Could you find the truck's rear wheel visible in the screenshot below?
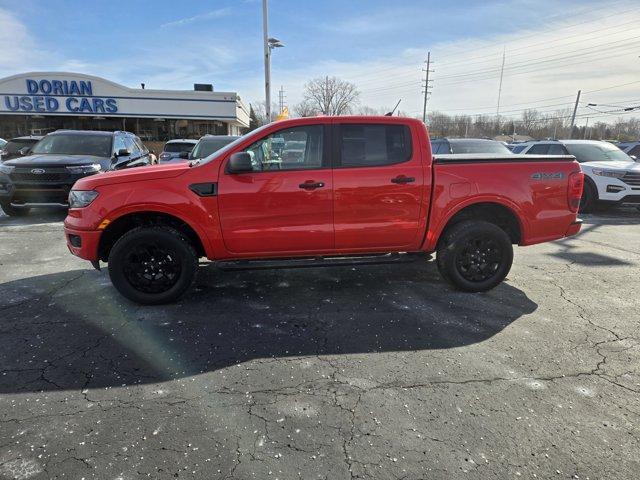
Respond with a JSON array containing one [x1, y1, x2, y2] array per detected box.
[[579, 180, 597, 214], [108, 225, 198, 305], [437, 220, 513, 292], [1, 201, 30, 217]]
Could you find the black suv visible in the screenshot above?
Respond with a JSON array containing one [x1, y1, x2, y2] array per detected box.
[[0, 130, 150, 216]]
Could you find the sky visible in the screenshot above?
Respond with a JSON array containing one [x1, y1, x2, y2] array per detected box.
[[0, 0, 639, 125]]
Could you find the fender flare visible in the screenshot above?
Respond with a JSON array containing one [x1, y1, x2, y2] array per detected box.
[[424, 196, 529, 251], [102, 203, 214, 257]]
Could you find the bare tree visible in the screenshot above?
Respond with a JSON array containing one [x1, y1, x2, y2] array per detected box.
[[302, 76, 360, 116], [249, 101, 279, 126], [293, 100, 318, 117]]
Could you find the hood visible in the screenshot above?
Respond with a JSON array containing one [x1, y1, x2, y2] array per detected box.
[[5, 154, 107, 167], [581, 160, 640, 171], [74, 162, 190, 190]]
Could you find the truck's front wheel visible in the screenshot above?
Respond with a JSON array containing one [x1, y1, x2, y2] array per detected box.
[[108, 226, 198, 305], [437, 220, 513, 292]]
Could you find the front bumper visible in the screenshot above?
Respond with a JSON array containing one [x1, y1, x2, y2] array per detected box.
[[63, 225, 102, 261], [0, 168, 100, 207]]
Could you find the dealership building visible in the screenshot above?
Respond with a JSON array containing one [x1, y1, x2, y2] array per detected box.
[[0, 72, 250, 141]]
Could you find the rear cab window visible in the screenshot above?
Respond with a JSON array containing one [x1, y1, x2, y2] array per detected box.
[[338, 124, 412, 167]]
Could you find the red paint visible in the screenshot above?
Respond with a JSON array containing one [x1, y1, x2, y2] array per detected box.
[[64, 116, 582, 263]]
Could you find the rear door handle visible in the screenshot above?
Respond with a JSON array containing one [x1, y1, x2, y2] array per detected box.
[[299, 181, 325, 190], [391, 175, 415, 184]]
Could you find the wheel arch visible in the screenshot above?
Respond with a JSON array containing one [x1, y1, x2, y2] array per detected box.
[[98, 210, 207, 262], [432, 201, 524, 249]]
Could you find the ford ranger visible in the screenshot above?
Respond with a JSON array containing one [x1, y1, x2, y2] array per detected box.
[[63, 117, 583, 304]]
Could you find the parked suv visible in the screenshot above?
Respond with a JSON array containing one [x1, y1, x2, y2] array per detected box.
[[158, 139, 198, 163], [510, 140, 569, 155], [431, 138, 513, 155], [0, 130, 151, 216], [0, 136, 43, 161], [187, 135, 240, 160], [617, 141, 640, 159], [519, 139, 639, 212]]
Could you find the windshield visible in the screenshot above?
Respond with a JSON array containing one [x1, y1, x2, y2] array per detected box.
[[31, 134, 113, 157], [511, 144, 527, 153], [164, 142, 195, 153], [565, 142, 633, 163], [191, 137, 239, 159], [450, 140, 512, 154]]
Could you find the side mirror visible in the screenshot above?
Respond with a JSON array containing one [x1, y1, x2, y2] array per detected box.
[[179, 151, 190, 159], [631, 155, 637, 161], [227, 152, 253, 174], [19, 146, 30, 156], [116, 148, 130, 157]]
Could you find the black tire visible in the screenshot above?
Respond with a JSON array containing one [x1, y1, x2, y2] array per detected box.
[[108, 225, 198, 305], [436, 220, 513, 292], [0, 201, 30, 217], [579, 180, 597, 214]]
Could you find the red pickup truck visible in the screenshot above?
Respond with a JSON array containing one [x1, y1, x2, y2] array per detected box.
[[64, 117, 583, 304]]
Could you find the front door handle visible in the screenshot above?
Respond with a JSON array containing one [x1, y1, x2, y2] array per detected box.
[[299, 181, 325, 190], [391, 175, 415, 184]]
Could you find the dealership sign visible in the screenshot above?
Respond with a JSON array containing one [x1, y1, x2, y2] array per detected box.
[[0, 72, 249, 125], [3, 78, 118, 114]]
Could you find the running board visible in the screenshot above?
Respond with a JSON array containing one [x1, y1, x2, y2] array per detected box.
[[216, 252, 429, 271]]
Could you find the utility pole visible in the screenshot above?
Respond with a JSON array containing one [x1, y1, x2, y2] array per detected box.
[[583, 117, 589, 139], [278, 85, 286, 114], [496, 48, 506, 116], [422, 52, 434, 124], [569, 89, 581, 139], [262, 0, 271, 121]]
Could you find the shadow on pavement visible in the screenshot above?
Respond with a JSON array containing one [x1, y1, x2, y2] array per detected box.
[[0, 260, 537, 393], [550, 211, 637, 266]]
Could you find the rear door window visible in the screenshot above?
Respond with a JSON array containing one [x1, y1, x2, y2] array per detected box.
[[527, 144, 550, 154], [548, 144, 568, 155], [339, 124, 412, 167]]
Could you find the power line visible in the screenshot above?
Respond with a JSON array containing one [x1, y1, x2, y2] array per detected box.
[[435, 46, 640, 87], [434, 1, 638, 65], [436, 11, 639, 68], [434, 35, 640, 80]]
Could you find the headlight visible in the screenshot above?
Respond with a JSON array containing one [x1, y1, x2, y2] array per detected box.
[[0, 164, 14, 174], [591, 168, 625, 178], [68, 190, 99, 208], [66, 164, 102, 175]]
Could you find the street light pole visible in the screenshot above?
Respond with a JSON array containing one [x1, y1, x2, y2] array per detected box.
[[262, 0, 271, 122]]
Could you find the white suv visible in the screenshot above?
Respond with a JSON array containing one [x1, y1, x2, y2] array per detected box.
[[518, 140, 640, 212]]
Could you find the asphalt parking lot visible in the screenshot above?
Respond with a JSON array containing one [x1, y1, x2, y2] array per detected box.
[[0, 208, 639, 480]]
